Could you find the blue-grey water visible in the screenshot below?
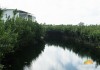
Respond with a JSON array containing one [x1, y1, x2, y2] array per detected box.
[[23, 44, 100, 70]]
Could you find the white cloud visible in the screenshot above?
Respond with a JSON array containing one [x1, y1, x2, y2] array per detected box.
[[0, 0, 100, 25]]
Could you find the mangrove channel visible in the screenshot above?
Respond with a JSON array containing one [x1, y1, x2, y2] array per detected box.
[[0, 9, 100, 70]]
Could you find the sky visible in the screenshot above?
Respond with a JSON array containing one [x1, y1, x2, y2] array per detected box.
[[0, 0, 100, 25]]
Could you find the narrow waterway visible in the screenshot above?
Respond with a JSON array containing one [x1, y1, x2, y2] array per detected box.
[[24, 44, 100, 70]]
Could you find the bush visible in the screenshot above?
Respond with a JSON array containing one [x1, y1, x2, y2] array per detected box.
[[0, 17, 43, 63]]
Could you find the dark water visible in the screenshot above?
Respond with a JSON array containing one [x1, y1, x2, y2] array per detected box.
[[1, 43, 45, 70], [1, 41, 100, 70], [24, 44, 100, 70]]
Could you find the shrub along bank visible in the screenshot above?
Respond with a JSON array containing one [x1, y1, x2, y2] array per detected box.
[[0, 17, 43, 69], [43, 24, 100, 46]]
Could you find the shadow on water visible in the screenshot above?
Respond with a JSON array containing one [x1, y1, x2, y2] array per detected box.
[[45, 30, 100, 66], [1, 42, 45, 70]]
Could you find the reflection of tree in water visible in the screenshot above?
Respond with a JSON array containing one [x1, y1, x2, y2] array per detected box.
[[1, 42, 45, 70], [45, 31, 100, 66]]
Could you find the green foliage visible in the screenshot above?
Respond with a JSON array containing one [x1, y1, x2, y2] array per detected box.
[[43, 24, 100, 44], [0, 8, 3, 20], [0, 17, 43, 66], [0, 20, 17, 62], [13, 9, 18, 17]]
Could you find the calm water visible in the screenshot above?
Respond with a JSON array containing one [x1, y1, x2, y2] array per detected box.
[[23, 44, 100, 70]]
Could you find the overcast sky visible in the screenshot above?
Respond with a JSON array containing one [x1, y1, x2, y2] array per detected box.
[[0, 0, 100, 25]]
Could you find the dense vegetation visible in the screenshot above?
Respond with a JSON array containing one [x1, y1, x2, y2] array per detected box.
[[43, 24, 100, 47], [0, 9, 43, 69]]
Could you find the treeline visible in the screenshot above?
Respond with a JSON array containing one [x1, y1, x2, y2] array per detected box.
[[43, 24, 100, 46], [0, 9, 43, 69]]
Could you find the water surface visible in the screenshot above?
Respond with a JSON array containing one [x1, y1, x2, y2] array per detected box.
[[24, 44, 100, 70]]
